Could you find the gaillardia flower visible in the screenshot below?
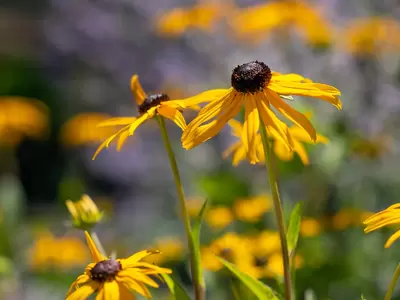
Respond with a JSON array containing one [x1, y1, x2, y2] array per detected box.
[[174, 61, 341, 162], [66, 194, 103, 231], [364, 204, 400, 248], [67, 232, 172, 299], [92, 75, 188, 159]]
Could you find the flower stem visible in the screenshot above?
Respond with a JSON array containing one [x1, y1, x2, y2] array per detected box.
[[259, 120, 292, 300], [157, 116, 204, 300], [385, 263, 400, 300], [89, 231, 107, 257]]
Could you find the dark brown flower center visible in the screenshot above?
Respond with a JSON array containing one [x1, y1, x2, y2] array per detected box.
[[219, 248, 234, 261], [253, 256, 268, 267], [90, 259, 121, 282], [138, 93, 169, 114], [231, 61, 272, 94]]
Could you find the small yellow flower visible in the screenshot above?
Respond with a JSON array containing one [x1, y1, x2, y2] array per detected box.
[[27, 231, 89, 271], [0, 96, 48, 146], [61, 113, 118, 147], [201, 232, 252, 272], [66, 194, 103, 231], [344, 17, 400, 55], [144, 236, 184, 265], [92, 75, 190, 159], [173, 61, 340, 163], [300, 218, 322, 237], [364, 204, 400, 248], [205, 206, 234, 230], [185, 197, 205, 217], [231, 1, 332, 46], [233, 195, 272, 223], [67, 232, 172, 299]]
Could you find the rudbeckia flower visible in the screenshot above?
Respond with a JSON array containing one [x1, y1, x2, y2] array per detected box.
[[223, 118, 328, 165], [364, 204, 400, 248], [92, 75, 188, 159], [173, 61, 340, 162], [67, 232, 172, 299]]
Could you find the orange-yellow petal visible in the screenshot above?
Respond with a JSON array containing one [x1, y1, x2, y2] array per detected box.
[[157, 105, 186, 130], [66, 281, 99, 300], [97, 117, 138, 127], [84, 231, 105, 263], [385, 230, 400, 248], [103, 280, 120, 300], [242, 94, 260, 164], [167, 89, 231, 109], [130, 75, 147, 105]]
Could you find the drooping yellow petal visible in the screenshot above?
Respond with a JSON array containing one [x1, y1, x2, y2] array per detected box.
[[271, 73, 312, 83], [103, 280, 120, 300], [66, 274, 91, 297], [242, 94, 260, 164], [66, 281, 99, 300], [117, 130, 130, 151], [293, 140, 309, 165], [266, 89, 317, 141], [128, 109, 155, 135], [121, 250, 159, 268], [167, 89, 231, 109], [227, 119, 244, 138], [95, 288, 104, 300], [130, 262, 172, 274], [118, 283, 136, 300], [92, 125, 130, 160], [84, 231, 105, 263], [130, 75, 147, 105], [97, 117, 138, 127], [120, 269, 159, 288], [289, 126, 328, 144], [157, 105, 187, 130], [222, 142, 240, 159], [117, 275, 152, 298], [385, 230, 400, 248], [274, 140, 294, 161], [232, 144, 248, 166]]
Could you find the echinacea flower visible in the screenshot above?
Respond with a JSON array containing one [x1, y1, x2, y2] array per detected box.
[[173, 61, 340, 163], [66, 194, 103, 231], [364, 204, 400, 248], [92, 75, 188, 159], [223, 118, 328, 165], [67, 232, 172, 299]]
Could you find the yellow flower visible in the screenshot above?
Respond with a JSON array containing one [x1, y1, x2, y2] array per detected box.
[[344, 17, 400, 55], [61, 113, 117, 147], [173, 61, 341, 163], [185, 197, 205, 217], [66, 194, 103, 231], [67, 232, 172, 299], [201, 232, 253, 272], [233, 195, 272, 223], [300, 218, 322, 237], [205, 206, 234, 230], [223, 118, 328, 165], [92, 75, 189, 159], [27, 231, 89, 271], [0, 96, 48, 146], [144, 236, 184, 265], [230, 1, 332, 46], [364, 204, 400, 248]]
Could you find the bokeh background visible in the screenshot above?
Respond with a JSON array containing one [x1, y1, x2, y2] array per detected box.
[[1, 0, 400, 299]]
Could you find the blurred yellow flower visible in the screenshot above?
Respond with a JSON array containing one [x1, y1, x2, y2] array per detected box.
[[300, 217, 322, 237], [173, 61, 340, 162], [344, 17, 400, 55], [201, 232, 253, 272], [364, 204, 400, 248], [93, 75, 190, 159], [233, 195, 272, 223], [27, 231, 89, 270], [205, 206, 234, 230], [224, 119, 328, 165], [67, 232, 171, 299], [185, 197, 205, 217], [0, 96, 48, 146], [231, 0, 332, 46], [66, 194, 103, 231], [144, 236, 184, 265], [61, 113, 117, 147]]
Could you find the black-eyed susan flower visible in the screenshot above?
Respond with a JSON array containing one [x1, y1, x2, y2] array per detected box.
[[92, 75, 189, 159], [223, 118, 328, 165], [61, 113, 117, 147], [67, 232, 172, 299], [205, 206, 234, 230], [233, 195, 272, 223], [344, 17, 400, 56], [300, 217, 322, 237], [0, 96, 48, 146], [364, 204, 400, 248], [144, 236, 184, 265], [172, 61, 341, 162], [66, 194, 103, 231], [330, 208, 372, 231]]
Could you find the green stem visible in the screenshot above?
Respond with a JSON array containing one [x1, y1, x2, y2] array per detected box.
[[259, 119, 292, 300], [89, 231, 107, 257], [385, 263, 400, 300], [157, 116, 204, 300]]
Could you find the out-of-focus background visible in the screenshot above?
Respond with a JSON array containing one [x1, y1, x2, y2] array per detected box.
[[1, 0, 400, 299]]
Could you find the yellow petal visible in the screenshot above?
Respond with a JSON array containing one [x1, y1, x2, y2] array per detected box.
[[130, 262, 172, 274], [274, 140, 294, 161], [122, 250, 159, 268], [84, 231, 105, 263], [66, 200, 78, 219], [385, 230, 400, 248], [66, 274, 90, 297], [92, 125, 130, 160], [227, 119, 243, 138], [271, 73, 311, 83], [128, 110, 154, 135], [130, 75, 147, 105], [117, 130, 130, 151], [266, 89, 317, 141], [242, 95, 260, 164], [167, 89, 231, 109], [232, 144, 248, 166], [97, 117, 138, 127], [222, 142, 240, 159], [117, 276, 152, 298], [293, 140, 310, 165], [66, 281, 99, 300], [157, 105, 187, 130], [118, 283, 135, 300], [119, 269, 159, 288], [103, 280, 120, 300]]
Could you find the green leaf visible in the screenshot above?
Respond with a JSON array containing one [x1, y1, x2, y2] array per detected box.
[[190, 198, 209, 287], [161, 274, 190, 300], [217, 257, 280, 300], [286, 202, 303, 256], [361, 294, 367, 300]]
